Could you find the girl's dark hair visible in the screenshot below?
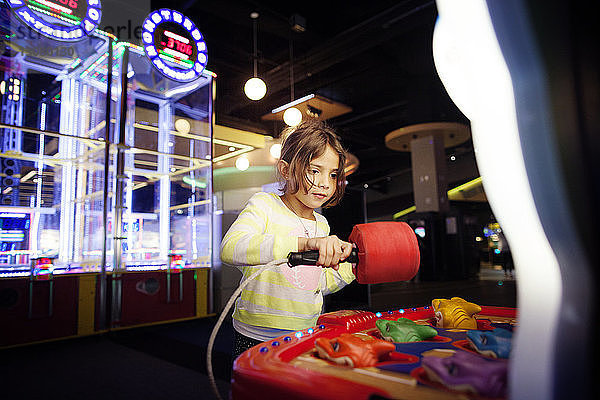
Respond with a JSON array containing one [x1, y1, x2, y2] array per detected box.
[[277, 119, 347, 207]]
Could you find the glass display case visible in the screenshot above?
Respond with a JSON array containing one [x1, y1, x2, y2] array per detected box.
[[0, 3, 213, 346]]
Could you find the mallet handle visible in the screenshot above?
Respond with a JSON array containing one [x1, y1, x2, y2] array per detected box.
[[287, 248, 359, 267]]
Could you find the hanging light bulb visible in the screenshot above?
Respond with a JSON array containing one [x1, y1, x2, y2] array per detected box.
[[244, 77, 266, 100], [283, 107, 302, 126], [174, 118, 191, 134], [236, 156, 250, 171], [270, 143, 282, 159], [244, 12, 267, 101]]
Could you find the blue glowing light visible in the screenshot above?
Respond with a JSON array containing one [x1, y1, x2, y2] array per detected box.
[[375, 312, 382, 317], [295, 332, 303, 338], [399, 309, 405, 313], [7, 0, 102, 42], [307, 328, 314, 334], [415, 226, 426, 238], [494, 248, 501, 254], [141, 8, 207, 82]]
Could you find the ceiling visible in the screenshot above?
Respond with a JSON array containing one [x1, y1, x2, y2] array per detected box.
[[151, 0, 478, 216]]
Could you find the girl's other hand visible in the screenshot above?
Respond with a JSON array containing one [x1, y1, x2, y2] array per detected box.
[[305, 235, 353, 270]]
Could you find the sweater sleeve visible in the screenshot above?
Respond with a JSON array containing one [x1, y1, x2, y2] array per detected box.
[[220, 193, 298, 268], [316, 214, 356, 295], [322, 262, 356, 295]]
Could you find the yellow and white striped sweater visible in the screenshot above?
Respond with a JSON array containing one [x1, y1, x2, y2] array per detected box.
[[220, 192, 355, 332]]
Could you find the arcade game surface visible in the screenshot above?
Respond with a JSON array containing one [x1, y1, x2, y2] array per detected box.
[[233, 304, 515, 400]]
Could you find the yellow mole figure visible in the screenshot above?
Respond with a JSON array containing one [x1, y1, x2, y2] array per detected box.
[[432, 297, 481, 329]]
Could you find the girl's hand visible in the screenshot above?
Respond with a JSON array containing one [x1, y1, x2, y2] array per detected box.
[[304, 235, 353, 270]]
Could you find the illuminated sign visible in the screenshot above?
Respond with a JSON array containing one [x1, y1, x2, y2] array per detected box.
[[0, 213, 29, 250], [0, 230, 25, 242], [141, 9, 207, 82], [7, 0, 102, 41]]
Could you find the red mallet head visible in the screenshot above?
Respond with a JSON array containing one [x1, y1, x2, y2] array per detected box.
[[348, 221, 420, 284]]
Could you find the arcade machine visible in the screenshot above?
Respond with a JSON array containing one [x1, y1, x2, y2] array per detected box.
[[228, 1, 598, 400], [402, 208, 483, 281], [0, 1, 214, 347]]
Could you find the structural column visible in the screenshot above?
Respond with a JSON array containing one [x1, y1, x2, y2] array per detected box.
[[385, 122, 470, 212], [410, 134, 449, 213]]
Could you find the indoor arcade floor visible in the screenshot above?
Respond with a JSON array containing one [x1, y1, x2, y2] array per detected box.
[[0, 264, 516, 400]]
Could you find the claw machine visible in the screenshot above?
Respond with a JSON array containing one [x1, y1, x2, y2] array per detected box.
[[104, 8, 213, 329], [0, 2, 214, 347]]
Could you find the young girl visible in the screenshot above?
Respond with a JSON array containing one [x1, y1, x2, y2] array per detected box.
[[220, 119, 356, 358]]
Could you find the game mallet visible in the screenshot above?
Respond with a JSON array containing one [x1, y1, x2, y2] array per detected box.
[[287, 221, 420, 284]]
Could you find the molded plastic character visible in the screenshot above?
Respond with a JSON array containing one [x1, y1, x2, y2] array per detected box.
[[422, 350, 508, 398], [375, 318, 438, 343], [432, 297, 481, 329], [314, 333, 396, 368], [466, 328, 513, 359]]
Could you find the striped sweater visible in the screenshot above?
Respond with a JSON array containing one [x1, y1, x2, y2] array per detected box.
[[220, 192, 355, 331]]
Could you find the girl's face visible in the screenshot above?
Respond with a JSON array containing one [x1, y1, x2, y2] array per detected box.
[[295, 145, 340, 210]]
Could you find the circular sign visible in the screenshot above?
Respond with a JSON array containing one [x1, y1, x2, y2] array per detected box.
[[7, 0, 102, 41], [141, 9, 208, 82]]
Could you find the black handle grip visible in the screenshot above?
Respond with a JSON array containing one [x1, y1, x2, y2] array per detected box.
[[287, 248, 359, 267]]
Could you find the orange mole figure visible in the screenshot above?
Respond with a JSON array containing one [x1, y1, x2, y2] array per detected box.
[[314, 333, 396, 368]]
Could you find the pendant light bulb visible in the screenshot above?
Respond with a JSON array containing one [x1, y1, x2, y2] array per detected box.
[[283, 107, 302, 126], [270, 143, 282, 159], [174, 118, 191, 134], [244, 77, 267, 100], [235, 156, 250, 171], [244, 12, 267, 101]]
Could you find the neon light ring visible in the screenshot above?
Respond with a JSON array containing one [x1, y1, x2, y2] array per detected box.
[[141, 9, 208, 82], [7, 0, 102, 41]]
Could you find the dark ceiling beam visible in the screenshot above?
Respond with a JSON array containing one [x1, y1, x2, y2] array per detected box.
[[216, 113, 271, 135], [265, 2, 435, 91], [208, 55, 249, 75], [184, 0, 294, 41], [334, 101, 408, 127], [331, 102, 409, 149], [220, 1, 435, 115], [337, 130, 380, 149]]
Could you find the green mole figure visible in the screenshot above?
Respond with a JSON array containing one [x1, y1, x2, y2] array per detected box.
[[376, 318, 438, 343]]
